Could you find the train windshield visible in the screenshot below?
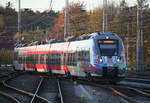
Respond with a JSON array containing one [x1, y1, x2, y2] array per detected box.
[[98, 40, 118, 56]]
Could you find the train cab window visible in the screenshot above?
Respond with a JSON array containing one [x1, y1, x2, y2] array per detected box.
[[98, 40, 118, 56]]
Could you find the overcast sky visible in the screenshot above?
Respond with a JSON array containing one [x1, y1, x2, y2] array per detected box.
[[0, 0, 149, 12]]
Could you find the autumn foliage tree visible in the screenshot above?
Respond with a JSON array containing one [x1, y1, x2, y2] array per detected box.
[[51, 2, 88, 39], [88, 8, 103, 33]]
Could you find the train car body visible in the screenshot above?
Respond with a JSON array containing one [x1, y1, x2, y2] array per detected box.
[[13, 32, 126, 80]]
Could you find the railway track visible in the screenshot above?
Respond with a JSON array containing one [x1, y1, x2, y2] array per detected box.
[[124, 78, 150, 84], [30, 77, 51, 103], [58, 77, 150, 103], [0, 91, 20, 103], [109, 86, 150, 103], [0, 74, 52, 103], [57, 79, 64, 103], [0, 73, 32, 103], [30, 76, 64, 103], [0, 67, 22, 84], [1, 71, 150, 103]]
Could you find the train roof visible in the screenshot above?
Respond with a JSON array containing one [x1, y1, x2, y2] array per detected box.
[[15, 32, 122, 49], [90, 32, 121, 40]]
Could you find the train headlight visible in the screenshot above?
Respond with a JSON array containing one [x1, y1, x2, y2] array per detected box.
[[117, 58, 120, 62], [106, 36, 109, 39], [100, 58, 103, 62]]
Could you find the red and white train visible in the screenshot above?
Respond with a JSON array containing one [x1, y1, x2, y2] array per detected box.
[[13, 32, 126, 81]]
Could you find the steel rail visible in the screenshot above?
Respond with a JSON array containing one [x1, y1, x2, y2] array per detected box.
[[0, 91, 20, 103], [125, 78, 150, 84], [30, 77, 44, 103], [3, 77, 51, 103], [35, 77, 52, 103], [57, 79, 64, 103], [59, 77, 150, 103], [109, 87, 138, 103], [127, 87, 150, 98], [138, 89, 150, 94], [62, 76, 150, 91]]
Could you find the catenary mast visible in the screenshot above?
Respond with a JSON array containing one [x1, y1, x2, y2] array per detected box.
[[18, 0, 22, 41], [136, 0, 144, 71], [103, 0, 108, 32], [64, 0, 69, 38]]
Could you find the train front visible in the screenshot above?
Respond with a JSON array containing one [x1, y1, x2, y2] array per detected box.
[[91, 32, 126, 79]]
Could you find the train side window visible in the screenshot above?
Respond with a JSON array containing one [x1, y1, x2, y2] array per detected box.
[[84, 51, 86, 60], [63, 53, 66, 65], [56, 53, 58, 64], [26, 55, 29, 64], [31, 55, 33, 64], [53, 53, 55, 65], [23, 56, 26, 64], [18, 56, 21, 64], [22, 56, 24, 64], [54, 53, 56, 65], [70, 53, 72, 65], [47, 54, 49, 64], [50, 54, 52, 64], [78, 51, 81, 60], [65, 53, 67, 65], [35, 54, 38, 64], [29, 55, 31, 64], [67, 53, 69, 65], [56, 54, 57, 64], [41, 54, 45, 64], [72, 53, 75, 65], [57, 54, 60, 65], [29, 55, 32, 64], [87, 51, 90, 61], [47, 54, 50, 64], [69, 53, 71, 65]]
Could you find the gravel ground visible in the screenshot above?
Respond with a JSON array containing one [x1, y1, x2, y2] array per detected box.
[[60, 80, 128, 103]]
